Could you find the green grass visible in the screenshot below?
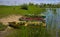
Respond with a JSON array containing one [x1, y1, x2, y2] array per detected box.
[[0, 22, 7, 31], [0, 5, 46, 18], [5, 25, 47, 37]]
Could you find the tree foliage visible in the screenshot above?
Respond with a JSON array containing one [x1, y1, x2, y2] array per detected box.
[[21, 4, 28, 10]]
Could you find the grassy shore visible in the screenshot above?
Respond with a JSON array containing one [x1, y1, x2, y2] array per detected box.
[[0, 5, 46, 37], [0, 5, 46, 18]]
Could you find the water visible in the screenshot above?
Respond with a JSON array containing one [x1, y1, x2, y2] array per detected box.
[[45, 8, 60, 37]]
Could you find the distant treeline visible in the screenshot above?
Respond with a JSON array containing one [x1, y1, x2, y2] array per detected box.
[[28, 3, 60, 8], [0, 3, 60, 8]]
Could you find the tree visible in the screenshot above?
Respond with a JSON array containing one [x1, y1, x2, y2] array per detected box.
[[21, 4, 28, 10], [29, 3, 34, 6]]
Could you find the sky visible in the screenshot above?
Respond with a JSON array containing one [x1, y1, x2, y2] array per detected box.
[[0, 0, 60, 5]]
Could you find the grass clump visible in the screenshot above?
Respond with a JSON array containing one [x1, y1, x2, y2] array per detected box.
[[0, 22, 7, 31], [6, 24, 47, 37]]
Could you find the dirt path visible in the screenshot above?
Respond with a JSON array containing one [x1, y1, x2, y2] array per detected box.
[[0, 15, 22, 25]]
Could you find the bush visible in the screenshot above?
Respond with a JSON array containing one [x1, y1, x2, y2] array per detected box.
[[21, 4, 28, 10]]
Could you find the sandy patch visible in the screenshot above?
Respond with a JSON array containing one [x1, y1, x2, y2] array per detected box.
[[0, 15, 22, 25]]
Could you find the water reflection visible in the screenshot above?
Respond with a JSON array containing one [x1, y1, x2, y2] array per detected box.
[[46, 8, 60, 37]]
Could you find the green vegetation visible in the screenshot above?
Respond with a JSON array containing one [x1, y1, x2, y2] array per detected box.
[[0, 3, 60, 18], [6, 24, 47, 37], [21, 4, 28, 10], [0, 3, 59, 18], [0, 22, 7, 31], [0, 3, 59, 37], [0, 4, 46, 18], [39, 3, 60, 8]]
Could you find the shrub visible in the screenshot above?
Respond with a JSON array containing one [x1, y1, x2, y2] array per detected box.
[[21, 4, 28, 10]]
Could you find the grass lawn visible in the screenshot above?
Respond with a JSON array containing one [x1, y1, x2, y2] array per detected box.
[[0, 5, 46, 18]]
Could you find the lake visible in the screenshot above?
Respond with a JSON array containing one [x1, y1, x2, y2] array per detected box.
[[45, 8, 60, 37]]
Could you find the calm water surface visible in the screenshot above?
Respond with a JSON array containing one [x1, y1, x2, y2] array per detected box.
[[45, 8, 60, 37]]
